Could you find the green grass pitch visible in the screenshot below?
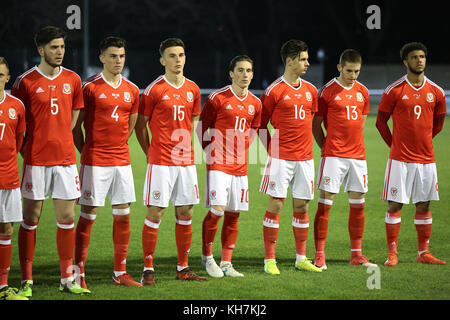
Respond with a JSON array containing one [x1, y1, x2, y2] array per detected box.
[[7, 115, 450, 300]]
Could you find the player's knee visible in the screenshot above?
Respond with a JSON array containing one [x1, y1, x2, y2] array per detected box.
[[0, 223, 14, 236], [388, 201, 403, 212], [267, 197, 284, 213], [293, 199, 309, 213]]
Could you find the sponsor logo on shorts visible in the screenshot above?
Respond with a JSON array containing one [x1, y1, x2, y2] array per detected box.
[[152, 190, 161, 200], [323, 176, 330, 185], [84, 190, 92, 199], [210, 190, 216, 200], [390, 187, 398, 198]]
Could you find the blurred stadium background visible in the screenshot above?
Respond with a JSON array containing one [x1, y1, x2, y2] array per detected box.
[[1, 0, 449, 108]]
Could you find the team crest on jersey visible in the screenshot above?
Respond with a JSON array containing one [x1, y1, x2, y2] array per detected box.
[[8, 108, 17, 119], [187, 91, 194, 102], [124, 92, 131, 102], [62, 83, 71, 94], [210, 190, 217, 200], [356, 92, 363, 102], [390, 187, 398, 198], [153, 190, 161, 200], [248, 104, 255, 115], [305, 92, 312, 101], [426, 93, 434, 102]]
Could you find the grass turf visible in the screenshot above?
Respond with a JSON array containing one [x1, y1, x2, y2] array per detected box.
[[6, 115, 450, 300]]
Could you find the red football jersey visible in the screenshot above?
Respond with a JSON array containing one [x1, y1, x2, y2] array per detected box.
[[260, 76, 318, 161], [0, 93, 26, 189], [378, 75, 446, 163], [139, 76, 201, 165], [200, 85, 262, 176], [317, 78, 370, 159], [11, 66, 84, 166], [81, 73, 139, 166]]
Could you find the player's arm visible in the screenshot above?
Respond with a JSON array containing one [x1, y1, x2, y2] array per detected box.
[[375, 111, 392, 147], [128, 113, 138, 138], [432, 93, 446, 138], [71, 109, 80, 130], [312, 115, 325, 149], [135, 114, 150, 155], [362, 114, 368, 129], [432, 114, 445, 138], [73, 109, 85, 153], [257, 93, 274, 152]]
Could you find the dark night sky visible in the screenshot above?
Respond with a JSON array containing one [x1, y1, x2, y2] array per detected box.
[[1, 0, 448, 89]]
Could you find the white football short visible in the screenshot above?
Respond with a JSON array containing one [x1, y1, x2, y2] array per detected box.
[[77, 165, 136, 206], [205, 170, 249, 212], [143, 164, 200, 207], [0, 188, 22, 223], [382, 159, 439, 204], [317, 157, 368, 194], [21, 164, 81, 200], [259, 156, 315, 200]]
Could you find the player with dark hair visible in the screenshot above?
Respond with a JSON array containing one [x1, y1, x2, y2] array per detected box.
[[11, 26, 89, 296], [136, 38, 207, 284], [312, 49, 376, 270], [73, 36, 141, 290], [198, 55, 261, 278], [0, 57, 28, 300], [258, 40, 322, 274], [376, 42, 446, 266]]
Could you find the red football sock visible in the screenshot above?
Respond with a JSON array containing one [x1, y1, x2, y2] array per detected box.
[[348, 200, 365, 257], [314, 199, 332, 254], [57, 221, 75, 279], [74, 212, 96, 275], [263, 211, 280, 260], [292, 212, 309, 256], [18, 220, 38, 281], [221, 211, 240, 262], [385, 210, 401, 254], [202, 209, 223, 256], [175, 215, 192, 269], [0, 235, 12, 287], [113, 209, 131, 273], [142, 218, 160, 270], [414, 210, 432, 253]]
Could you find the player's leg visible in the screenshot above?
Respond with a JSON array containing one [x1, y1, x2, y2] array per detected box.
[[347, 191, 375, 266], [201, 170, 228, 277], [18, 198, 42, 297], [345, 159, 375, 266], [18, 165, 45, 296], [109, 166, 141, 286], [141, 205, 165, 285], [260, 157, 290, 275], [74, 205, 97, 289], [141, 164, 170, 285], [290, 159, 321, 272], [0, 218, 27, 300], [219, 175, 247, 277], [413, 163, 445, 264], [382, 159, 415, 266]]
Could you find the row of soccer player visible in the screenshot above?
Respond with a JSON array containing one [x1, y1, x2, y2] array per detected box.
[[0, 25, 446, 300]]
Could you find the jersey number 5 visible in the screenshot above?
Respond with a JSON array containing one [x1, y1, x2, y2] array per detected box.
[[50, 98, 59, 115]]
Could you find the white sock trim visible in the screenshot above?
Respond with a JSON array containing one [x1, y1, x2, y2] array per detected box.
[[144, 218, 161, 229], [80, 211, 97, 220], [318, 198, 333, 205], [112, 208, 130, 215]]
